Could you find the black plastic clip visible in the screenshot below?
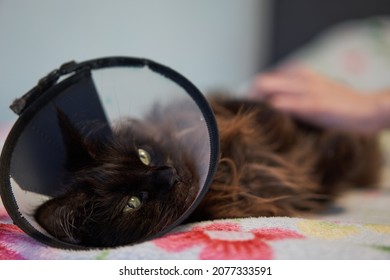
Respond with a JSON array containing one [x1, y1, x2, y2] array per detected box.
[[9, 61, 82, 115]]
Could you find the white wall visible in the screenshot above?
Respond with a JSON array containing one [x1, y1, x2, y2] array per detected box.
[[0, 0, 271, 121]]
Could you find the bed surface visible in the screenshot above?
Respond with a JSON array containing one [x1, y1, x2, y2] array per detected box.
[[1, 178, 389, 260]]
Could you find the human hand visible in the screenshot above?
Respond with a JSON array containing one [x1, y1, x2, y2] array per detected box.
[[249, 65, 384, 134]]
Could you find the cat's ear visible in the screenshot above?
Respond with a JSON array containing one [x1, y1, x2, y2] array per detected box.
[[56, 109, 94, 170], [34, 190, 88, 244]]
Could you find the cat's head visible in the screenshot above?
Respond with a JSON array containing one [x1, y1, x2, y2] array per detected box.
[[34, 110, 199, 247]]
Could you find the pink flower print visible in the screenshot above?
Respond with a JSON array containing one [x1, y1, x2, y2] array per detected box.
[[154, 222, 304, 259], [0, 223, 26, 260], [0, 222, 45, 260]]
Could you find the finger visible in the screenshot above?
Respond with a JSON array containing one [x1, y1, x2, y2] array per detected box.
[[252, 73, 306, 97], [268, 94, 315, 116], [277, 63, 323, 82]]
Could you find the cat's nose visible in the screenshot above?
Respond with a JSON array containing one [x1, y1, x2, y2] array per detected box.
[[153, 166, 178, 191]]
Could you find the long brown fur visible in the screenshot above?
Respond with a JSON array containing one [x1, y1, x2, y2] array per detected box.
[[188, 96, 381, 221]]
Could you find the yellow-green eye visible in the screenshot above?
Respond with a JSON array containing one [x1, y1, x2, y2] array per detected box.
[[138, 148, 151, 165], [123, 196, 142, 213]]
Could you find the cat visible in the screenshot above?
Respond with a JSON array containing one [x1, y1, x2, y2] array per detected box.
[[34, 96, 381, 247]]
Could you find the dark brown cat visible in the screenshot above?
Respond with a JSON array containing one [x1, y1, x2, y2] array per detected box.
[[34, 105, 201, 247], [34, 96, 381, 247]]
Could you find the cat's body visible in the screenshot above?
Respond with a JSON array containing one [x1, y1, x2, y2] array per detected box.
[[34, 96, 381, 247], [190, 97, 380, 221]]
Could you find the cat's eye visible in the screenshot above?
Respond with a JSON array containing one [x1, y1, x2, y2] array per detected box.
[[138, 148, 151, 166], [123, 196, 142, 213]]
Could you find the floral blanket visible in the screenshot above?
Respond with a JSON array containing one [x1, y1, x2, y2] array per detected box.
[[1, 196, 390, 260], [1, 17, 390, 260]]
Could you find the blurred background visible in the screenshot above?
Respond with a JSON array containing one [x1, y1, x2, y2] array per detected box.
[[0, 0, 269, 122], [1, 0, 390, 122]]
